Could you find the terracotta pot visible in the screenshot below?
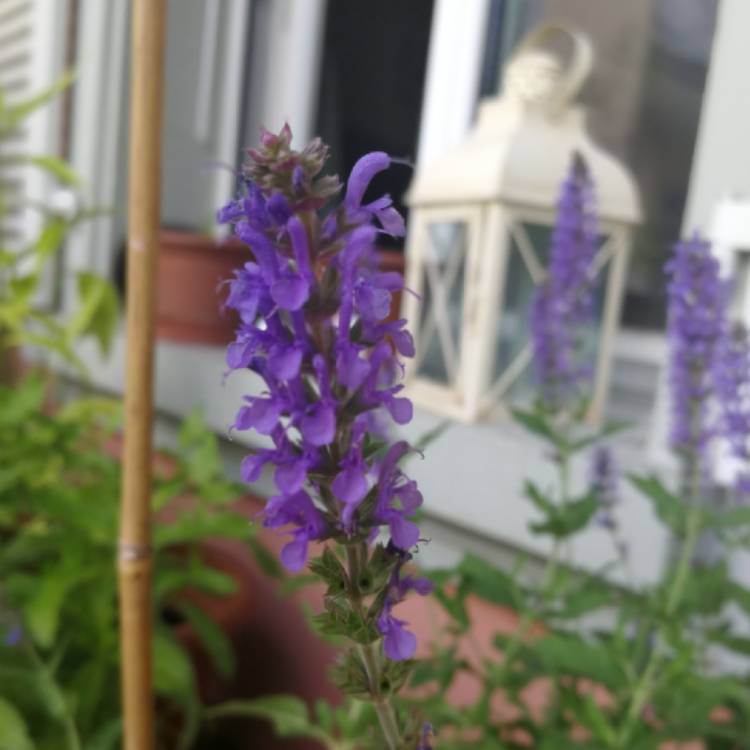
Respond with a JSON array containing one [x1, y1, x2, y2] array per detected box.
[[378, 248, 406, 322], [156, 229, 252, 345], [0, 345, 25, 387], [156, 230, 406, 345]]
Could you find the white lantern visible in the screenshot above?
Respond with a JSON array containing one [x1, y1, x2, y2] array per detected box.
[[403, 25, 641, 422]]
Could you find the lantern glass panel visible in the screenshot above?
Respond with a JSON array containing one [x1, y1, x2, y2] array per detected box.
[[414, 221, 468, 386], [490, 222, 612, 406], [494, 222, 551, 383]]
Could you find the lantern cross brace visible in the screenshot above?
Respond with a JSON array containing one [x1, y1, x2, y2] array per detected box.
[[412, 228, 466, 382], [508, 220, 546, 283], [483, 342, 533, 408], [480, 226, 617, 411]]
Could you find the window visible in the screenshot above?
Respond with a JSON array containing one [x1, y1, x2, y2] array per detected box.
[[315, 0, 435, 250], [484, 0, 719, 329]]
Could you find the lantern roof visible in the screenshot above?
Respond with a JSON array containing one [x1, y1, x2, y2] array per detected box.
[[407, 25, 641, 224]]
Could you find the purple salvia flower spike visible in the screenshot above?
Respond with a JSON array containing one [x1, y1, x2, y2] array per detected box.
[[711, 322, 750, 499], [665, 234, 729, 464], [219, 126, 429, 748], [530, 153, 599, 411]]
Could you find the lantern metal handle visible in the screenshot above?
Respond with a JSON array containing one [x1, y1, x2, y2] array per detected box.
[[509, 23, 593, 116]]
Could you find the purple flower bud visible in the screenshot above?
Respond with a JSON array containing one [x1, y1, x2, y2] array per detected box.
[[3, 625, 22, 647], [589, 446, 620, 527], [417, 723, 434, 750]]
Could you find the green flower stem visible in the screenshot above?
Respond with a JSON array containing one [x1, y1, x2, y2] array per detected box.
[[25, 640, 82, 750], [614, 497, 703, 748], [493, 447, 571, 691], [345, 543, 401, 750]]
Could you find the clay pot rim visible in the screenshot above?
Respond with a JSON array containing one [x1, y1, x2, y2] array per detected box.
[[159, 227, 247, 254]]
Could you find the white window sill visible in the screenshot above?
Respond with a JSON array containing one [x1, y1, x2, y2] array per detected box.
[[66, 322, 671, 585]]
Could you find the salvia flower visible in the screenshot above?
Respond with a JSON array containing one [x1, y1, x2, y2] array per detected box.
[[417, 723, 435, 750], [665, 234, 729, 464], [218, 127, 429, 674], [377, 544, 433, 660], [589, 446, 619, 529], [530, 153, 600, 410], [3, 624, 22, 647]]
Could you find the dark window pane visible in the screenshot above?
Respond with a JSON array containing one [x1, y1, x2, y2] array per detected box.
[[315, 0, 435, 249]]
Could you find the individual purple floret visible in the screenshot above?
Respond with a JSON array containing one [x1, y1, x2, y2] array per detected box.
[[3, 624, 22, 647], [530, 153, 599, 410], [665, 235, 729, 463], [218, 126, 429, 662], [377, 544, 433, 660]]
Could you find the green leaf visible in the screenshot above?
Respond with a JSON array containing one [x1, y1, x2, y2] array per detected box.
[[66, 272, 119, 355], [706, 627, 750, 657], [524, 480, 557, 515], [577, 694, 616, 745], [432, 586, 470, 633], [175, 601, 235, 678], [410, 647, 465, 691], [0, 697, 34, 750], [83, 719, 122, 750], [24, 566, 92, 648], [571, 420, 631, 452], [153, 631, 195, 699], [155, 561, 237, 600], [729, 580, 750, 616], [707, 504, 750, 529], [629, 474, 687, 534], [16, 331, 86, 374], [30, 218, 68, 264], [532, 632, 626, 688], [247, 536, 285, 581], [528, 491, 599, 538], [205, 695, 332, 744], [6, 155, 79, 185], [677, 561, 731, 616], [9, 274, 38, 301], [154, 511, 253, 547], [309, 548, 348, 594], [511, 408, 566, 448], [0, 376, 45, 425], [553, 576, 614, 619], [457, 553, 523, 609], [0, 70, 75, 133]]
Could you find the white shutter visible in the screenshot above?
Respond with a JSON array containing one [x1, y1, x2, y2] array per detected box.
[[0, 0, 35, 247], [0, 0, 69, 303]]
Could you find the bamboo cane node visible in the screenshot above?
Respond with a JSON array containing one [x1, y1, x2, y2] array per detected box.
[[118, 542, 153, 562]]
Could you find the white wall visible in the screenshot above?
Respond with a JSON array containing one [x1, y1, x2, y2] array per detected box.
[[683, 0, 750, 233]]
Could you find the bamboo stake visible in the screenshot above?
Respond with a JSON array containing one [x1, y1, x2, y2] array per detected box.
[[118, 2, 166, 749]]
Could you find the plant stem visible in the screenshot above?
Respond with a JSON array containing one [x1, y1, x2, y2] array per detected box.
[[25, 641, 82, 750], [614, 463, 703, 749], [345, 543, 401, 750]]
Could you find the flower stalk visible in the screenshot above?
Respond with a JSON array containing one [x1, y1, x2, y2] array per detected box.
[[217, 127, 432, 747]]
